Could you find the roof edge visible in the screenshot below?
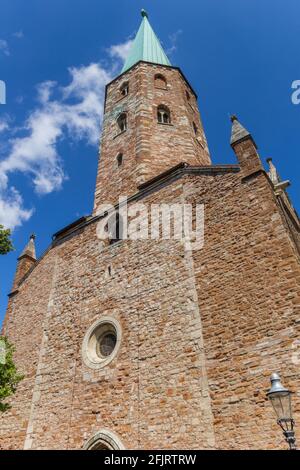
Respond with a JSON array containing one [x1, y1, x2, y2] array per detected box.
[[53, 163, 240, 243], [8, 162, 242, 293]]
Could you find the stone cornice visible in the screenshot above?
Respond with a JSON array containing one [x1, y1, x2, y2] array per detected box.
[[53, 163, 240, 244]]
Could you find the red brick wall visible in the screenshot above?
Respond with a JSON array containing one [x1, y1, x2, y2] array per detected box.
[[0, 255, 57, 449], [1, 168, 299, 450], [187, 170, 300, 449], [11, 255, 36, 293], [1, 193, 216, 450]]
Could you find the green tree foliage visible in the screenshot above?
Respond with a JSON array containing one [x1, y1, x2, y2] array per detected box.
[[0, 225, 13, 255], [0, 337, 23, 412]]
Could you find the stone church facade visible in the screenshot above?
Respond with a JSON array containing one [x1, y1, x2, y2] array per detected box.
[[1, 11, 300, 450]]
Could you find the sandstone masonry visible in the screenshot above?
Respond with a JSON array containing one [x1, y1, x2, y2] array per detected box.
[[1, 12, 299, 450]]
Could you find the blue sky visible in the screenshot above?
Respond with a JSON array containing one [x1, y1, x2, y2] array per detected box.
[[0, 0, 299, 326]]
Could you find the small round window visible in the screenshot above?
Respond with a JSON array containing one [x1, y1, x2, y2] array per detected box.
[[82, 317, 122, 369]]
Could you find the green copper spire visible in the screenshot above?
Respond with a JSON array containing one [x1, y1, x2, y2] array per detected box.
[[121, 10, 171, 74]]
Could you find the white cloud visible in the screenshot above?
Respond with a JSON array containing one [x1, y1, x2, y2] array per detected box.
[[13, 30, 24, 39], [0, 39, 10, 56], [166, 30, 183, 56], [0, 119, 9, 133], [108, 39, 134, 62], [15, 95, 24, 104], [0, 53, 118, 229], [0, 187, 32, 230]]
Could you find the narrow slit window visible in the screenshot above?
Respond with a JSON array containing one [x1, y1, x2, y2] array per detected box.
[[117, 113, 127, 133], [154, 74, 167, 89], [109, 212, 123, 245], [116, 153, 123, 167], [120, 82, 129, 97]]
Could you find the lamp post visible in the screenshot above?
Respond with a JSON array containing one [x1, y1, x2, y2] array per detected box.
[[267, 373, 297, 450]]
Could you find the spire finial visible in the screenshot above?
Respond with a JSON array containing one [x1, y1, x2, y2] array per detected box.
[[19, 233, 37, 260], [230, 115, 255, 147], [121, 9, 171, 74]]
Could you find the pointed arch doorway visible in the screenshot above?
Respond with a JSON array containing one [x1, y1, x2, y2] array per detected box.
[[83, 429, 125, 450]]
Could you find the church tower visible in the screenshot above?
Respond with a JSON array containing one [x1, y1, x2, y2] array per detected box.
[[93, 10, 211, 212]]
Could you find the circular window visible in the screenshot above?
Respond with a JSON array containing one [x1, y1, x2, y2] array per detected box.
[[82, 317, 122, 369]]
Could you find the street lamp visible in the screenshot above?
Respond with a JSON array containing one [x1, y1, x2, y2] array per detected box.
[[267, 373, 297, 450]]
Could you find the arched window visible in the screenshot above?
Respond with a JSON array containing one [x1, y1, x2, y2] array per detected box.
[[116, 153, 123, 167], [107, 212, 123, 245], [117, 113, 127, 133], [193, 122, 198, 135], [154, 74, 167, 89], [157, 105, 171, 124], [120, 82, 129, 97]]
